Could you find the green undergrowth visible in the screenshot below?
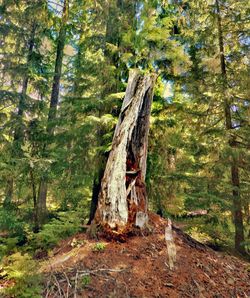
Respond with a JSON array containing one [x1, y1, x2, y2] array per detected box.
[[0, 253, 42, 298], [28, 210, 83, 252], [0, 207, 87, 297], [0, 205, 86, 259], [0, 207, 27, 260]]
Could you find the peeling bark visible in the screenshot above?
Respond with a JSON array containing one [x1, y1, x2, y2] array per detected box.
[[94, 70, 156, 232]]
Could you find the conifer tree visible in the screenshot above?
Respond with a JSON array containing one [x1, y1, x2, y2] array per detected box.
[[177, 0, 249, 253], [35, 0, 69, 230], [0, 0, 50, 210]]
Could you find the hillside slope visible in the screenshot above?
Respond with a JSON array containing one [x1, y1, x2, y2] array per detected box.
[[40, 213, 249, 298]]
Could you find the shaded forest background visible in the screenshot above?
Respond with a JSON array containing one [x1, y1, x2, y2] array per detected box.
[[0, 0, 249, 285]]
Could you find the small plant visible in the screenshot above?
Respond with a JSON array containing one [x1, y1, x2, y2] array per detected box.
[[93, 242, 106, 252], [81, 275, 91, 287]]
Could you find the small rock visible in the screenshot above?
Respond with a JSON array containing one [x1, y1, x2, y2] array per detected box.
[[164, 282, 174, 287]]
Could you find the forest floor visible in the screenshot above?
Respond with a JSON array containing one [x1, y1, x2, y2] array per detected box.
[[39, 213, 249, 298]]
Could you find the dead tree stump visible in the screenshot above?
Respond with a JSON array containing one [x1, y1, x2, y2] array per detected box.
[[94, 69, 156, 234]]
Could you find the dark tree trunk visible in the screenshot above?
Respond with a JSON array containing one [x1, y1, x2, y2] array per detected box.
[[87, 123, 109, 224], [216, 0, 245, 254], [166, 149, 177, 206], [88, 167, 105, 225], [30, 169, 39, 232], [94, 70, 156, 232], [47, 0, 68, 134], [36, 179, 48, 227], [35, 0, 69, 229], [231, 161, 245, 253]]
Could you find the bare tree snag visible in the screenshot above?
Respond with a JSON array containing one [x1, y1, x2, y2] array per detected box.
[[94, 70, 156, 233]]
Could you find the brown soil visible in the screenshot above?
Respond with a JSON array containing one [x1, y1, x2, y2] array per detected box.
[[41, 213, 250, 298]]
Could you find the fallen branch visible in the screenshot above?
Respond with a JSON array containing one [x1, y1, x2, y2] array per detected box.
[[78, 268, 127, 276], [63, 271, 71, 298], [74, 270, 78, 298]]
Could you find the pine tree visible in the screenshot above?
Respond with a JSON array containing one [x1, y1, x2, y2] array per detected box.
[[35, 0, 69, 230], [176, 0, 249, 253], [0, 0, 50, 210]]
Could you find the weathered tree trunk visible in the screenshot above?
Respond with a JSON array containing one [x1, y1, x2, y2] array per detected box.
[[216, 0, 245, 254], [35, 0, 69, 229], [94, 70, 156, 232]]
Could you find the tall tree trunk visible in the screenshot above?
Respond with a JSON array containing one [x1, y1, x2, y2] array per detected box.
[[216, 0, 245, 254], [94, 70, 156, 232], [3, 23, 36, 207], [166, 149, 177, 210], [47, 0, 68, 134], [36, 180, 47, 221], [30, 169, 39, 232], [35, 0, 69, 229], [231, 158, 245, 252]]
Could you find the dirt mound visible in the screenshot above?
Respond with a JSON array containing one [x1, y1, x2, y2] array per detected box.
[[42, 213, 250, 298]]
